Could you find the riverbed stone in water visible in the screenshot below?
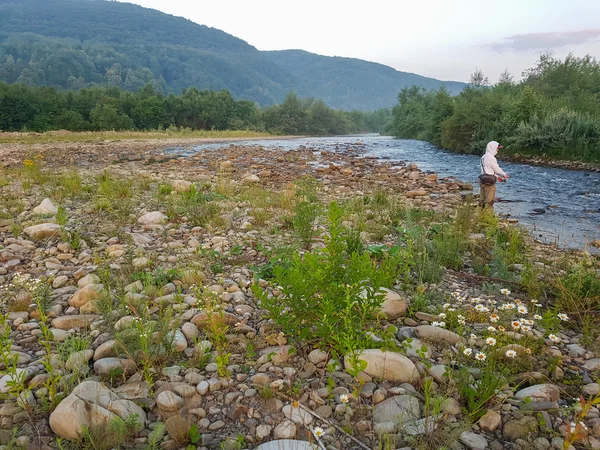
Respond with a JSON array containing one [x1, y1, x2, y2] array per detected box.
[[344, 349, 419, 383], [49, 381, 145, 441]]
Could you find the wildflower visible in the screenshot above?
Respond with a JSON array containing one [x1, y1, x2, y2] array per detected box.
[[438, 313, 447, 319], [517, 306, 528, 315], [548, 334, 560, 342], [313, 427, 324, 437], [511, 321, 521, 330], [521, 325, 532, 332], [558, 313, 569, 321], [489, 314, 499, 323], [448, 308, 457, 312], [463, 348, 473, 356], [475, 304, 489, 313], [475, 352, 487, 361], [525, 348, 532, 354], [498, 325, 506, 332], [534, 314, 542, 320], [515, 299, 522, 305], [471, 297, 482, 304], [432, 321, 445, 327], [504, 303, 516, 310], [443, 303, 451, 309], [339, 394, 349, 404], [487, 326, 496, 332], [531, 299, 538, 303], [23, 159, 35, 167], [486, 337, 497, 346], [505, 349, 517, 358], [524, 319, 534, 326], [470, 333, 477, 340], [535, 303, 543, 307], [500, 288, 511, 295], [458, 318, 466, 325]]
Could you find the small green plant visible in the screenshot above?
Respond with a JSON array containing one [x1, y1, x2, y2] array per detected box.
[[189, 424, 202, 445], [292, 176, 321, 247], [56, 205, 68, 227]]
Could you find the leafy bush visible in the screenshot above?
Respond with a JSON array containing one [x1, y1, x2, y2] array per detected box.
[[253, 202, 407, 356]]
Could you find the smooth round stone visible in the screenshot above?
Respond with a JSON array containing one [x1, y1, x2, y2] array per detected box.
[[156, 391, 183, 411], [197, 381, 209, 395]]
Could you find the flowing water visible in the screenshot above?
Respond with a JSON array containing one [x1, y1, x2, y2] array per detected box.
[[166, 135, 600, 251]]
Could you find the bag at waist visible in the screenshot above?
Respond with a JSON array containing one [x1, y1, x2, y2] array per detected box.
[[479, 174, 497, 185]]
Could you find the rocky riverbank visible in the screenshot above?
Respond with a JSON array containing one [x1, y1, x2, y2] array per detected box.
[[0, 138, 599, 450]]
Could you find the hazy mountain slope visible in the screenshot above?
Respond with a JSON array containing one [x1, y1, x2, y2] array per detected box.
[[0, 0, 465, 109], [263, 50, 465, 110]]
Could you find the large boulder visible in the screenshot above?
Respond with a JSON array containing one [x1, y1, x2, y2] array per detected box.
[[49, 381, 145, 441], [23, 223, 61, 239], [514, 384, 560, 402], [379, 288, 409, 320], [414, 325, 464, 345], [373, 395, 420, 425], [191, 311, 239, 329], [51, 315, 99, 330], [344, 349, 419, 383], [69, 284, 103, 308], [33, 198, 58, 215]]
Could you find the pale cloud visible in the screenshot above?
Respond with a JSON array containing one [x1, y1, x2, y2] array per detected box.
[[487, 29, 600, 52]]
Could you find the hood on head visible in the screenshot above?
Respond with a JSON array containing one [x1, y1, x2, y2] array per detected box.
[[486, 141, 500, 156]]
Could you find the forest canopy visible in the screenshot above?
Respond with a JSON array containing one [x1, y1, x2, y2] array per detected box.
[[0, 83, 391, 135]]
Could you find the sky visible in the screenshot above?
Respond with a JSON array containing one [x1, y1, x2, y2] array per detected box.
[[120, 0, 600, 83]]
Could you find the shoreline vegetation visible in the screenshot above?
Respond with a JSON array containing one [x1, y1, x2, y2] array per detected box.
[[390, 54, 600, 165], [0, 138, 598, 450]]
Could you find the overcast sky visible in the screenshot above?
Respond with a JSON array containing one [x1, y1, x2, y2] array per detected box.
[[121, 0, 600, 83]]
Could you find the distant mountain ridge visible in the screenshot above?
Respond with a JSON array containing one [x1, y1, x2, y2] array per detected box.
[[0, 0, 466, 109]]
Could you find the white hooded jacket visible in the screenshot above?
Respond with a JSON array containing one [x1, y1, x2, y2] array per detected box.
[[480, 141, 507, 177]]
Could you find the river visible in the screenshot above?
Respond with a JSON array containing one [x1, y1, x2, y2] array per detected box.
[[167, 135, 600, 252]]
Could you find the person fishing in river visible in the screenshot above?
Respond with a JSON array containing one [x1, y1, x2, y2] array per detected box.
[[478, 141, 509, 209]]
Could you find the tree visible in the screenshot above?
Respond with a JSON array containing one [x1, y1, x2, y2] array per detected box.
[[90, 103, 133, 130], [470, 69, 489, 88]]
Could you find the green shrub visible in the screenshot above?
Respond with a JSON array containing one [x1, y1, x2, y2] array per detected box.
[[253, 202, 407, 356]]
